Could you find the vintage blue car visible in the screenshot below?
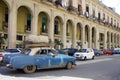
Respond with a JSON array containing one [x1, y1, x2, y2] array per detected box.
[[3, 47, 76, 73]]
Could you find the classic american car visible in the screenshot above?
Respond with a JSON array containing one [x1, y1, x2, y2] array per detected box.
[[3, 47, 76, 74]]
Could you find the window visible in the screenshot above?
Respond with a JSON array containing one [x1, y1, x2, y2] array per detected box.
[[54, 20, 59, 34], [42, 17, 47, 33], [107, 16, 109, 23], [103, 13, 105, 20], [66, 23, 69, 36], [40, 49, 47, 55], [78, 4, 82, 14], [5, 7, 8, 23], [68, 0, 73, 6], [92, 8, 95, 18], [26, 13, 31, 31], [98, 12, 101, 20], [17, 35, 23, 41], [111, 18, 113, 26]]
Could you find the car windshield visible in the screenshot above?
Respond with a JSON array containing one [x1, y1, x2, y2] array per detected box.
[[21, 48, 31, 54], [78, 49, 87, 52], [5, 49, 20, 53]]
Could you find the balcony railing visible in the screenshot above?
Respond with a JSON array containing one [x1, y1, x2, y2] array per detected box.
[[55, 0, 62, 7]]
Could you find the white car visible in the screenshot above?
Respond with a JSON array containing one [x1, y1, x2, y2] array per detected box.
[[74, 48, 95, 60], [0, 49, 21, 64]]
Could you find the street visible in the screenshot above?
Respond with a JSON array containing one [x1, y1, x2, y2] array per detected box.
[[0, 55, 120, 80]]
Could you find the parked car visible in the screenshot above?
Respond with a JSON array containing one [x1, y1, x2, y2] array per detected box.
[[4, 48, 21, 54], [93, 49, 103, 56], [102, 49, 112, 55], [62, 48, 78, 56], [0, 50, 5, 64], [74, 48, 95, 60], [112, 49, 120, 54], [0, 48, 21, 65], [2, 47, 76, 74]]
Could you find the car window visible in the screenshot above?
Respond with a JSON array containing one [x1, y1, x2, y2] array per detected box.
[[40, 49, 47, 55], [78, 49, 87, 52], [21, 48, 31, 54], [5, 49, 20, 53]]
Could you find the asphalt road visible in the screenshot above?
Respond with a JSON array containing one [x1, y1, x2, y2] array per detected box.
[[0, 54, 120, 80]]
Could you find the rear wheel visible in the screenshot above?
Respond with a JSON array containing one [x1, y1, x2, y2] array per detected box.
[[66, 62, 72, 69], [23, 65, 36, 74]]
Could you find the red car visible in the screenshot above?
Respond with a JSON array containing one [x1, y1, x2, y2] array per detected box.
[[102, 49, 112, 55]]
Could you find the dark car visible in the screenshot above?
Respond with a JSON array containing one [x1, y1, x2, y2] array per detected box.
[[93, 49, 103, 56], [112, 50, 120, 54], [62, 48, 78, 56]]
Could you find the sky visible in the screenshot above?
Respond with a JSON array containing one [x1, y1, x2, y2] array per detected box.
[[102, 0, 120, 15]]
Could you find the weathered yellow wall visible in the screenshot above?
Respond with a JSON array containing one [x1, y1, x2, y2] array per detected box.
[[76, 25, 81, 40], [68, 21, 72, 38], [0, 1, 6, 31], [17, 7, 30, 33]]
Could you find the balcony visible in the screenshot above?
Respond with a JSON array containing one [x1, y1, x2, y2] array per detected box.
[[55, 0, 62, 7]]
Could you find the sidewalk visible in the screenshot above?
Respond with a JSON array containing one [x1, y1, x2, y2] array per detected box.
[[0, 74, 93, 80]]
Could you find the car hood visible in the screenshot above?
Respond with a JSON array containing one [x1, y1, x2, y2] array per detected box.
[[75, 52, 87, 54]]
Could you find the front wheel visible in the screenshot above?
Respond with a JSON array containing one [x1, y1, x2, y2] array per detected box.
[[23, 65, 36, 74], [66, 62, 73, 69], [92, 56, 95, 60]]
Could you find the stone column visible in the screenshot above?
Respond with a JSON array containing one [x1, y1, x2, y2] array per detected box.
[[62, 14, 66, 48], [48, 9, 54, 43], [72, 22, 76, 48], [8, 2, 17, 48], [109, 32, 111, 49], [104, 31, 107, 49], [95, 28, 99, 49], [81, 26, 85, 48], [88, 27, 92, 48], [112, 34, 114, 48], [31, 5, 38, 35]]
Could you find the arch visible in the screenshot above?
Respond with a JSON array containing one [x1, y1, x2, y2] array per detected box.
[[0, 0, 10, 49], [84, 25, 90, 48], [54, 16, 63, 35], [66, 19, 74, 48], [1, 0, 10, 10], [17, 6, 32, 33], [17, 4, 33, 16], [66, 19, 74, 37], [85, 25, 90, 42], [76, 22, 82, 40], [38, 11, 50, 35]]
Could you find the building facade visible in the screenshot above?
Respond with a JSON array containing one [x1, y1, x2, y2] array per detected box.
[[0, 0, 120, 49]]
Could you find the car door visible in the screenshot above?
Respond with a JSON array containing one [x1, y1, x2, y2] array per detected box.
[[87, 49, 92, 59], [89, 49, 94, 58], [47, 49, 61, 68], [35, 49, 49, 69]]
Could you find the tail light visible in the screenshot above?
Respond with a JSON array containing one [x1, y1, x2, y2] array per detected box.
[[0, 53, 3, 57]]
